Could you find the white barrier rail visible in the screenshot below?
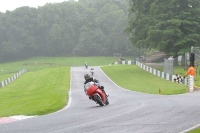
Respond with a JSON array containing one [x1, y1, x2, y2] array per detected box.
[[111, 60, 190, 87], [0, 69, 28, 88]]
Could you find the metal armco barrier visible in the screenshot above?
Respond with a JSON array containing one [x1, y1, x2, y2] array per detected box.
[[135, 61, 188, 85], [111, 60, 189, 86], [0, 69, 27, 88]]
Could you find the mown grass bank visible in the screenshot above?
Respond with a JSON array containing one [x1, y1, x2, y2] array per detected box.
[[0, 56, 126, 81], [101, 65, 188, 95], [0, 56, 126, 117], [0, 56, 122, 73], [0, 67, 70, 117], [0, 57, 195, 117]]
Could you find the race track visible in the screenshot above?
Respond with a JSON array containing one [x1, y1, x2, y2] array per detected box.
[[0, 66, 200, 133]]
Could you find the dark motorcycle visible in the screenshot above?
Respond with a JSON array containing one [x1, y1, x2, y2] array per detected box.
[[84, 82, 109, 106]]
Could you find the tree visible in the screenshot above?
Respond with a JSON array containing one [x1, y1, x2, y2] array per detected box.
[[0, 0, 132, 62], [127, 0, 200, 64], [148, 0, 200, 56]]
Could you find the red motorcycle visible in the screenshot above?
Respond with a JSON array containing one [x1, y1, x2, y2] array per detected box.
[[84, 82, 109, 106]]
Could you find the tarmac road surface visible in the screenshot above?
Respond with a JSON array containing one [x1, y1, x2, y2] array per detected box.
[[0, 66, 200, 133]]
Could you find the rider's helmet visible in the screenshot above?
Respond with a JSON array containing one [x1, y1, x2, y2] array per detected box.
[[84, 74, 91, 80]]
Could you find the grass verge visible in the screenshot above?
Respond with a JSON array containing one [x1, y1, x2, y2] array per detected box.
[[101, 65, 188, 95], [0, 67, 70, 117], [0, 57, 196, 117], [189, 128, 200, 133], [0, 56, 131, 117]]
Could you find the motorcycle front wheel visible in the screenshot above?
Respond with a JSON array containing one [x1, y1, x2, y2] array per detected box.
[[93, 95, 104, 106], [105, 98, 109, 105]]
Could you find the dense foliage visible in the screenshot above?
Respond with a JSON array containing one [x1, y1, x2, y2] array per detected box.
[[0, 0, 133, 63], [126, 0, 200, 58]]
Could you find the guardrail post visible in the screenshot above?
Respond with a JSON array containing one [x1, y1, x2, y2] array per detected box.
[[189, 75, 194, 92]]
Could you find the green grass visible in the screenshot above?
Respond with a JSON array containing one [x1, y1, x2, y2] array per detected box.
[[189, 128, 200, 133], [101, 65, 188, 95], [0, 56, 128, 117], [0, 56, 123, 81], [0, 56, 197, 118], [0, 73, 15, 82], [0, 67, 70, 117]]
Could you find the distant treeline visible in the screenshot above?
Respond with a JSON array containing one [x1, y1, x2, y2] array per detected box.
[[0, 0, 134, 63], [126, 0, 200, 59]]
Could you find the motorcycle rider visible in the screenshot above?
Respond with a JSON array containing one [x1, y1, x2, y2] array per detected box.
[[90, 68, 94, 76], [85, 62, 88, 69], [84, 74, 109, 98]]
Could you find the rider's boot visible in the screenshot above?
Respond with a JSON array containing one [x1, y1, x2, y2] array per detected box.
[[105, 97, 109, 105], [105, 92, 109, 97], [101, 86, 109, 97]]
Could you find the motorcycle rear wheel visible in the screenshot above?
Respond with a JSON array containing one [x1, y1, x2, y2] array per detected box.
[[93, 95, 104, 106]]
